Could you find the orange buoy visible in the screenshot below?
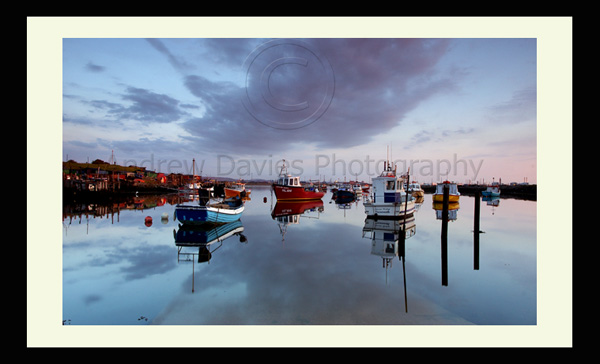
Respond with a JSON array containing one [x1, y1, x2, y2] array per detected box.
[[144, 216, 153, 227]]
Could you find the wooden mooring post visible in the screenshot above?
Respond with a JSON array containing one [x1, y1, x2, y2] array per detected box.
[[441, 185, 449, 286], [473, 190, 481, 270]]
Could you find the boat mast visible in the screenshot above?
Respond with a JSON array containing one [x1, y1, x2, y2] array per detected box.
[[279, 159, 288, 177]]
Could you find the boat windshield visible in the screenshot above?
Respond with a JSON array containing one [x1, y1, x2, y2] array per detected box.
[[386, 180, 396, 190], [278, 176, 300, 186]]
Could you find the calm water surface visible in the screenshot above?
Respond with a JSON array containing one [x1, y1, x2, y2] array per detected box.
[[62, 186, 536, 325]]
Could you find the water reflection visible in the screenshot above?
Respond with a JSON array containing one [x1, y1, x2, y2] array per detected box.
[[62, 188, 537, 325], [483, 195, 500, 215], [433, 201, 460, 221], [413, 196, 424, 212], [362, 217, 417, 268], [271, 200, 324, 242], [63, 194, 188, 231], [362, 216, 416, 313], [173, 220, 247, 292]]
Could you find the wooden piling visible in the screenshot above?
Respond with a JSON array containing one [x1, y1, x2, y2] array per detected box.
[[441, 185, 449, 286], [474, 190, 481, 270]]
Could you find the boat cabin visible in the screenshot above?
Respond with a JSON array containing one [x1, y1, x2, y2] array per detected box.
[[435, 181, 460, 195], [407, 183, 422, 191], [371, 175, 410, 204], [277, 174, 301, 187]]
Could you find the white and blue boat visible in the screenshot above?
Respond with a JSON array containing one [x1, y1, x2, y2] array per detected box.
[[364, 161, 415, 219], [175, 197, 244, 225], [481, 182, 501, 197]]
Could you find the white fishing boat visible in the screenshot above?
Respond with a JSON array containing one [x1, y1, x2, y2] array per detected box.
[[364, 161, 415, 219]]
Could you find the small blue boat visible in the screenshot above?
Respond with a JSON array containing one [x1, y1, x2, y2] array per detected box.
[[481, 182, 501, 197], [175, 197, 244, 225]]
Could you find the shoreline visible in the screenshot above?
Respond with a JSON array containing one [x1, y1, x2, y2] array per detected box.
[[63, 183, 536, 202]]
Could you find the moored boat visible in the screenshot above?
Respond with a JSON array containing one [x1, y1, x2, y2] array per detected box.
[[272, 160, 324, 201], [175, 197, 244, 225], [353, 183, 363, 196], [363, 161, 415, 219], [432, 181, 460, 202], [335, 184, 356, 200], [407, 182, 424, 197], [225, 182, 250, 199], [178, 182, 202, 194], [481, 181, 501, 197], [361, 183, 370, 193]]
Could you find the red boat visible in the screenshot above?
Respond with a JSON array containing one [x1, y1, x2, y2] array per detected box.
[[273, 161, 325, 201]]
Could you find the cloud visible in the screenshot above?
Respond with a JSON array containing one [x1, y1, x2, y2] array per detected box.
[[487, 86, 536, 124], [145, 38, 194, 73], [169, 39, 457, 156], [65, 39, 463, 161], [85, 61, 105, 73], [441, 127, 475, 137], [118, 86, 186, 123], [402, 127, 476, 151], [69, 86, 191, 126]]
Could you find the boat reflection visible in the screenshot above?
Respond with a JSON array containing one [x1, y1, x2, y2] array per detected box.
[[362, 216, 416, 312], [432, 201, 460, 221], [271, 200, 324, 243], [482, 195, 500, 215], [334, 194, 356, 206], [413, 196, 424, 212], [362, 216, 416, 269], [173, 220, 247, 264], [483, 196, 500, 205], [173, 213, 247, 293]]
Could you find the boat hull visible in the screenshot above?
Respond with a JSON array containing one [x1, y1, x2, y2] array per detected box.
[[335, 194, 356, 204], [432, 194, 460, 202], [175, 203, 244, 225], [225, 186, 250, 198], [481, 191, 500, 197], [273, 184, 324, 201], [224, 188, 242, 198], [364, 200, 416, 219], [335, 190, 356, 199], [432, 201, 460, 210]]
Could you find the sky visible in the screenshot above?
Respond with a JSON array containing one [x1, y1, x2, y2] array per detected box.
[[62, 37, 538, 184]]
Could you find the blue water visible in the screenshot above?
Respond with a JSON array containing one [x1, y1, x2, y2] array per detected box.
[[62, 187, 536, 325]]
